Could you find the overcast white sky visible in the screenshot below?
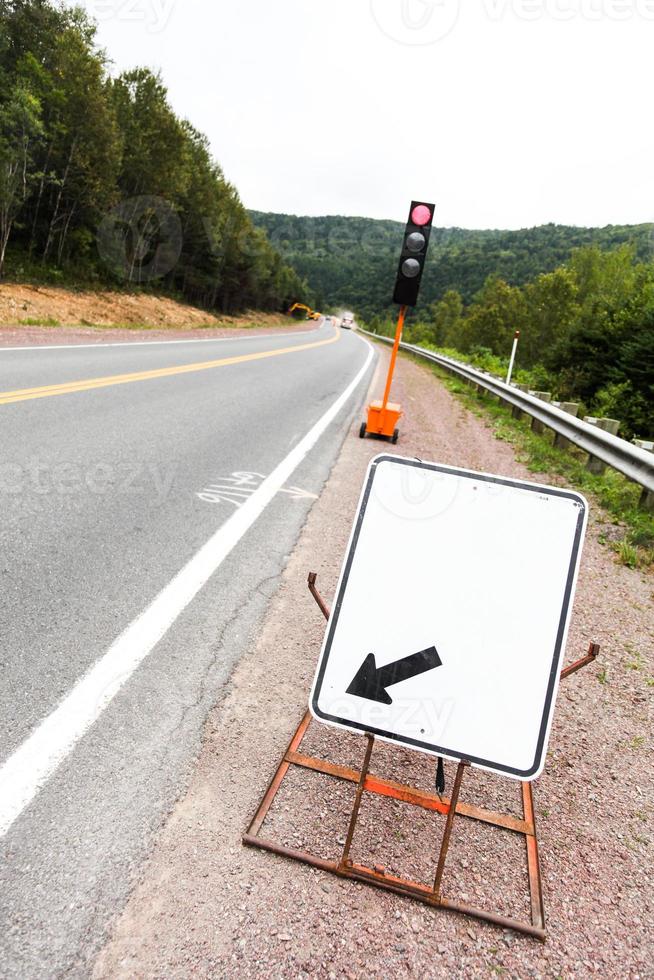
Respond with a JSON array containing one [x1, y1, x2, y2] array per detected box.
[[71, 0, 654, 229]]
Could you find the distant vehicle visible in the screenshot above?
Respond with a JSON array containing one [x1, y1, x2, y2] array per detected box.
[[340, 312, 354, 329]]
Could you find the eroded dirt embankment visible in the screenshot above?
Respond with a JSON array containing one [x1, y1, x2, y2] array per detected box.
[[0, 283, 302, 345]]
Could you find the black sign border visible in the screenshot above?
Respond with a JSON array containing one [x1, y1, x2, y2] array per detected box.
[[311, 455, 587, 779]]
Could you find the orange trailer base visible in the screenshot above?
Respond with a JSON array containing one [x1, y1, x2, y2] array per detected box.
[[362, 400, 402, 442]]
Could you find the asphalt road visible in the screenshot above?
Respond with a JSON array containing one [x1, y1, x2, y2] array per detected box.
[[0, 321, 374, 978]]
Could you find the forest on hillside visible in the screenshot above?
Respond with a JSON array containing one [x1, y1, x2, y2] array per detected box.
[[249, 210, 653, 319], [369, 245, 654, 440], [0, 0, 310, 313]]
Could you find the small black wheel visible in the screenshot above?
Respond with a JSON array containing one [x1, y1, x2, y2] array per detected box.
[[392, 428, 399, 445], [359, 422, 367, 439]]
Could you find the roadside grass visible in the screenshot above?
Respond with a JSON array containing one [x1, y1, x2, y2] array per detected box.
[[407, 352, 654, 569], [19, 316, 60, 327]]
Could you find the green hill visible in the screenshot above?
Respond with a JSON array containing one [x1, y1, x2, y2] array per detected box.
[[249, 211, 653, 318]]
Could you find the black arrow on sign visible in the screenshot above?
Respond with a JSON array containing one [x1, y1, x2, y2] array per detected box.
[[346, 646, 442, 705]]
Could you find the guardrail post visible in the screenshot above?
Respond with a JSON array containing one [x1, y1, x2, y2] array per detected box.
[[553, 403, 580, 450], [511, 383, 529, 419], [530, 392, 552, 433], [585, 418, 621, 473], [634, 440, 654, 510]]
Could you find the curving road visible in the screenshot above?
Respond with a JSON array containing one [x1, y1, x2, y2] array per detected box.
[[0, 320, 374, 978]]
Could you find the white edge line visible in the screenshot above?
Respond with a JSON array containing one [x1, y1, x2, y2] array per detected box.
[[0, 334, 374, 838], [0, 325, 321, 353]]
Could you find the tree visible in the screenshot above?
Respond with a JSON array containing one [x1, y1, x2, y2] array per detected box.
[[457, 277, 527, 355], [0, 80, 42, 275], [616, 314, 654, 436], [431, 289, 464, 347], [522, 268, 578, 366], [39, 21, 121, 265]]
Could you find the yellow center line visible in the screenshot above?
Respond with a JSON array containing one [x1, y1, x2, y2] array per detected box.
[[0, 329, 340, 406]]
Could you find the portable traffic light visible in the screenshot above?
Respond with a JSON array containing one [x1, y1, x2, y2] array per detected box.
[[392, 201, 435, 307], [360, 199, 436, 445]]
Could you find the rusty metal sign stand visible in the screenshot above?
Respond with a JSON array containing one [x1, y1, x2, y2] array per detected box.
[[243, 572, 600, 941]]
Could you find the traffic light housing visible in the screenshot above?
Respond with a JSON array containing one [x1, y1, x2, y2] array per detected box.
[[392, 201, 435, 307]]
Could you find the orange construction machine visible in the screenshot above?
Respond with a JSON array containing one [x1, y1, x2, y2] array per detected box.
[[288, 303, 321, 321]]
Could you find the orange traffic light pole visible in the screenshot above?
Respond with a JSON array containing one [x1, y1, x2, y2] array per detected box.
[[382, 304, 407, 412], [360, 304, 407, 444]]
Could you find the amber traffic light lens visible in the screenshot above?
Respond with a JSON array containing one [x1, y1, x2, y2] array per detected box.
[[406, 232, 426, 253]]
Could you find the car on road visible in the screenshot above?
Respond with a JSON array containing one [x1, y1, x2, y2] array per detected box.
[[340, 313, 354, 329]]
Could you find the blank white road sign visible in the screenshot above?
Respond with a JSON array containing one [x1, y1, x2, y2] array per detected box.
[[310, 455, 588, 781]]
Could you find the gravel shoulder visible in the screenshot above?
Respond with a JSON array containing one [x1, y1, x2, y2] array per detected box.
[[92, 346, 653, 980]]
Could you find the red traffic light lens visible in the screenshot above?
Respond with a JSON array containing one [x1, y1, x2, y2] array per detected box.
[[411, 204, 432, 227]]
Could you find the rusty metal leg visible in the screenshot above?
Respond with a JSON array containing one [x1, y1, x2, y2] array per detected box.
[[522, 781, 545, 931], [245, 710, 312, 838], [308, 572, 330, 621], [433, 761, 467, 900], [560, 641, 600, 680], [338, 734, 375, 870]]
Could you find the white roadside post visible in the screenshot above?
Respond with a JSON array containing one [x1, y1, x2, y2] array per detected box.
[[506, 330, 520, 386]]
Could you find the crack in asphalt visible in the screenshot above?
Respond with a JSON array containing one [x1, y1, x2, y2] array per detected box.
[[164, 568, 288, 755]]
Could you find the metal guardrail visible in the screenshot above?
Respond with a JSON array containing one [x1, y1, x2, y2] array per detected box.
[[360, 328, 654, 496]]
